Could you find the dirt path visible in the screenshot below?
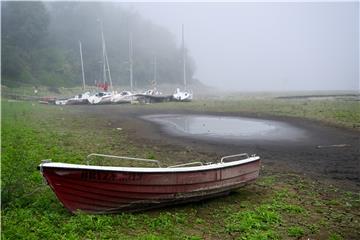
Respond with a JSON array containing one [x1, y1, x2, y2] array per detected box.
[[69, 104, 360, 190]]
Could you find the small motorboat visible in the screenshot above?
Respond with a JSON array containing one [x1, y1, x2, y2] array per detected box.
[[54, 92, 91, 105], [135, 89, 173, 103], [87, 92, 112, 104], [39, 153, 261, 214], [66, 92, 91, 105], [173, 88, 193, 102], [111, 91, 135, 104], [55, 98, 68, 105]]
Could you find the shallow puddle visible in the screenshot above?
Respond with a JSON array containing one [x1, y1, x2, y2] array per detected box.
[[143, 114, 308, 142]]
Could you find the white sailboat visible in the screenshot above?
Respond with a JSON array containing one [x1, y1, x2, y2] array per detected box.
[[135, 56, 174, 103], [110, 91, 134, 103], [87, 91, 112, 104], [173, 88, 192, 102], [55, 41, 90, 105], [88, 20, 114, 105], [111, 32, 136, 103], [173, 24, 193, 102]]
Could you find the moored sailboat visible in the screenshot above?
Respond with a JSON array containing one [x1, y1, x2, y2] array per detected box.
[[172, 24, 193, 102]]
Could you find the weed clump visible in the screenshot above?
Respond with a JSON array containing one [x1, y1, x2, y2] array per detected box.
[[225, 204, 281, 239], [287, 226, 304, 237]]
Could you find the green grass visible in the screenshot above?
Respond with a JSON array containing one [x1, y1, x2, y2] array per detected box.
[[287, 226, 304, 238], [1, 100, 360, 239], [328, 233, 344, 240]]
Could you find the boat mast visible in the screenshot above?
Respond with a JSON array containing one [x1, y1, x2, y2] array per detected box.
[[79, 41, 86, 90], [182, 24, 187, 90], [100, 20, 107, 85], [129, 32, 133, 92], [153, 55, 157, 88], [100, 20, 113, 91], [105, 49, 113, 91]]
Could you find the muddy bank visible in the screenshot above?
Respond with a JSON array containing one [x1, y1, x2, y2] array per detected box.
[[67, 104, 360, 189]]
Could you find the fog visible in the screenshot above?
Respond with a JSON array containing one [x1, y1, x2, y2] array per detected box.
[[130, 2, 359, 91]]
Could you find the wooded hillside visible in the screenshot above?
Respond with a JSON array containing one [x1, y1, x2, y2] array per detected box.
[[2, 2, 195, 88]]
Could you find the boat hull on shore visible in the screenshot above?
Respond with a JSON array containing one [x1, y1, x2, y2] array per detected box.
[[39, 154, 260, 214]]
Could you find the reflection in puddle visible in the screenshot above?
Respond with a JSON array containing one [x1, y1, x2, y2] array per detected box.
[[144, 114, 308, 141]]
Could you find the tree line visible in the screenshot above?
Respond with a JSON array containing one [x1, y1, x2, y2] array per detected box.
[[2, 2, 195, 88]]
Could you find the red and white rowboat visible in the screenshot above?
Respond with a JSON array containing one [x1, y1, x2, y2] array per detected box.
[[39, 153, 261, 214]]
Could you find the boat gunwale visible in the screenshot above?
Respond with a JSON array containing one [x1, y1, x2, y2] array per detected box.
[[40, 156, 260, 173]]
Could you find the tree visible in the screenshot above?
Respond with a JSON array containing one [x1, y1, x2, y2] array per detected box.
[[2, 1, 50, 86], [2, 1, 49, 51], [1, 2, 196, 88]]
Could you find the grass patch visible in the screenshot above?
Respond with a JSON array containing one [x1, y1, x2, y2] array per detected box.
[[328, 233, 344, 240], [225, 205, 281, 239], [287, 226, 305, 238]]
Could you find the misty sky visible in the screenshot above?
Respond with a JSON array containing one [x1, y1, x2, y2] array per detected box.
[[129, 2, 359, 91]]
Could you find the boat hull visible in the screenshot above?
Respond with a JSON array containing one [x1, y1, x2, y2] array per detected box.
[[41, 159, 260, 214], [66, 99, 89, 105], [136, 94, 173, 104]]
